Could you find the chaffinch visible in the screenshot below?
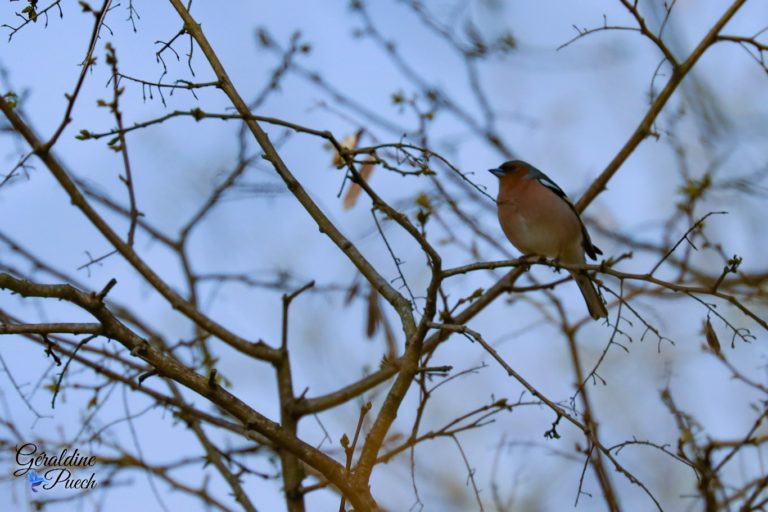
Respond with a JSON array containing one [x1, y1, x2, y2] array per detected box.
[[489, 160, 608, 320]]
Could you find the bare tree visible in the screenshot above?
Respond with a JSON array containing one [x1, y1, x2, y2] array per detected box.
[[1, 1, 768, 510]]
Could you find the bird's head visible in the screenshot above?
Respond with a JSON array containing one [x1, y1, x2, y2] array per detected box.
[[488, 160, 533, 178]]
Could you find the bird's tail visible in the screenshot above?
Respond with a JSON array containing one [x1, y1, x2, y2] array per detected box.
[[571, 272, 608, 320]]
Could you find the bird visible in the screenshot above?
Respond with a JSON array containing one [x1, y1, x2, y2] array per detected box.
[[489, 160, 608, 319]]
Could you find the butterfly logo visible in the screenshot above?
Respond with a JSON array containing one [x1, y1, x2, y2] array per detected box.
[[27, 470, 45, 492]]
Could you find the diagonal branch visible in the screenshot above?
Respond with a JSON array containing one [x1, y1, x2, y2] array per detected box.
[[167, 0, 416, 342], [575, 0, 748, 212]]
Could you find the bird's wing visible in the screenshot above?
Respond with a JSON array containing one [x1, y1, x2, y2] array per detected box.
[[524, 166, 571, 203], [524, 164, 603, 259]]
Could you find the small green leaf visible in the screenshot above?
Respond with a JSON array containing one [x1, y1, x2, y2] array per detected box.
[[190, 107, 205, 121], [22, 5, 38, 22], [500, 33, 517, 50], [2, 92, 17, 108], [468, 288, 484, 302], [415, 192, 431, 210]]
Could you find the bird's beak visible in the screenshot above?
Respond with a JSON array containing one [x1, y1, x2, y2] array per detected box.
[[488, 168, 504, 178]]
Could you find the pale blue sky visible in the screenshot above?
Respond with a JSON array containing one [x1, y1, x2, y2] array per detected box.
[[2, 1, 768, 510]]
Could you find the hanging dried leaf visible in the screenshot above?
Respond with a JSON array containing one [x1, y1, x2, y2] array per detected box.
[[366, 286, 380, 338], [704, 317, 721, 356], [343, 160, 375, 209]]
